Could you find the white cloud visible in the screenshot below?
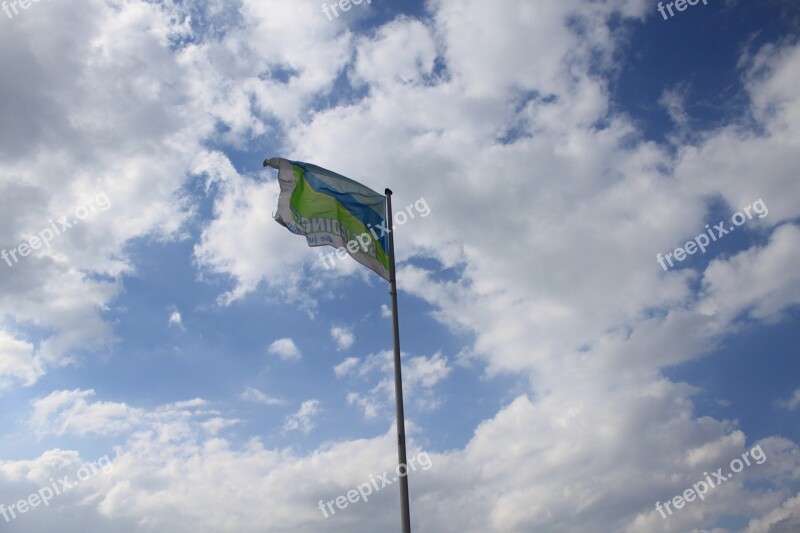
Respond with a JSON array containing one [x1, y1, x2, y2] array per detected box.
[[163, 398, 208, 410], [200, 417, 240, 435], [0, 411, 421, 532], [0, 448, 116, 530], [697, 224, 800, 324], [239, 387, 284, 406], [267, 338, 301, 361], [658, 83, 692, 134], [169, 310, 185, 330], [31, 389, 143, 438], [0, 329, 43, 387], [333, 357, 360, 378], [29, 389, 218, 439], [746, 493, 800, 533], [352, 18, 437, 88], [5, 386, 799, 532], [346, 392, 380, 420], [330, 326, 355, 351], [193, 175, 318, 309], [0, 0, 205, 385], [778, 388, 800, 411], [789, 391, 800, 411], [406, 351, 451, 389], [338, 351, 451, 418], [283, 400, 321, 434]]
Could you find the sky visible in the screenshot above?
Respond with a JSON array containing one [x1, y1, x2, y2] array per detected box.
[[0, 0, 799, 531]]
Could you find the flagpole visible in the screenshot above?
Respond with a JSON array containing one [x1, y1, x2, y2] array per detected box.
[[385, 188, 412, 533]]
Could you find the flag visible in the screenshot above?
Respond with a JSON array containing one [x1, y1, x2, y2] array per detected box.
[[264, 157, 391, 281]]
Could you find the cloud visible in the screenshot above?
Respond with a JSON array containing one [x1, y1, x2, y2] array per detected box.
[[777, 388, 800, 411], [200, 417, 240, 435], [5, 386, 799, 532], [0, 449, 116, 530], [406, 351, 451, 389], [745, 493, 800, 533], [337, 350, 451, 418], [0, 329, 43, 387], [239, 387, 284, 406], [267, 338, 301, 361], [30, 389, 143, 438], [788, 391, 800, 411], [193, 174, 318, 310], [163, 398, 208, 410], [168, 310, 185, 330], [333, 357, 360, 378], [283, 400, 321, 434], [330, 326, 355, 350], [29, 389, 218, 439], [346, 392, 381, 420], [0, 409, 424, 532], [0, 0, 202, 385], [658, 83, 695, 142], [697, 224, 800, 324]]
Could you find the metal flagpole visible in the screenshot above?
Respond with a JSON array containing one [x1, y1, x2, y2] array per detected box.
[[385, 188, 412, 533]]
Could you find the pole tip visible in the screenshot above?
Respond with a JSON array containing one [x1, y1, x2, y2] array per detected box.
[[385, 188, 393, 195]]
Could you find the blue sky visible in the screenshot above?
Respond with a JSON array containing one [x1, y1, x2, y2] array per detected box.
[[1, 0, 799, 531]]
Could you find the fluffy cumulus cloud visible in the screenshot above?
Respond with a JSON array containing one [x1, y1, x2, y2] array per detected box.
[[1, 391, 441, 532], [1, 0, 799, 531], [0, 330, 42, 387], [746, 493, 800, 533], [5, 385, 799, 532], [30, 389, 144, 438], [330, 326, 355, 351], [29, 390, 218, 439], [267, 338, 302, 361]]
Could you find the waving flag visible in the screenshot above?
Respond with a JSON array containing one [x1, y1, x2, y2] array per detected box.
[[264, 157, 390, 280]]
